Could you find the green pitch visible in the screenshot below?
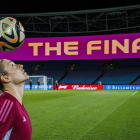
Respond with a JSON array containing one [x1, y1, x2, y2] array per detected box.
[[23, 90, 140, 140]]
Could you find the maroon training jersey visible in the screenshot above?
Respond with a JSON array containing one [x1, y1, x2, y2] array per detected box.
[[0, 92, 32, 140]]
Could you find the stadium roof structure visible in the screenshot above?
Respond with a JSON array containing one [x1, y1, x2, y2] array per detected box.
[[1, 4, 140, 37]]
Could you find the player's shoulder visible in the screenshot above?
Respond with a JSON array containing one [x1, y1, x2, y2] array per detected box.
[[0, 94, 17, 123], [0, 93, 17, 110], [0, 94, 16, 108]]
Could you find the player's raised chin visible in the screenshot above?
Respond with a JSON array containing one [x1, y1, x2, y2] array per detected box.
[[1, 59, 29, 85]]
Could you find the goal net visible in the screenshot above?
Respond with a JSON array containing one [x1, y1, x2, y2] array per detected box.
[[24, 75, 53, 90]]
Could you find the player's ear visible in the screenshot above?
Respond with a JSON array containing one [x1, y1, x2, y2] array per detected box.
[[1, 75, 10, 83]]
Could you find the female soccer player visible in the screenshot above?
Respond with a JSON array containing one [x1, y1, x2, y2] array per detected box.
[[0, 59, 32, 140]]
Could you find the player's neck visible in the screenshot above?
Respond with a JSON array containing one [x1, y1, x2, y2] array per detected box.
[[4, 83, 24, 105]]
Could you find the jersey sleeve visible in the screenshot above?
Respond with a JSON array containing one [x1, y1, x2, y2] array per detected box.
[[0, 100, 16, 139]]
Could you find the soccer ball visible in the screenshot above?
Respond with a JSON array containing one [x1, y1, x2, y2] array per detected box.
[[0, 17, 25, 52]]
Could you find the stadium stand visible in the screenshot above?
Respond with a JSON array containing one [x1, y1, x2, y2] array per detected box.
[[99, 69, 140, 84], [16, 59, 140, 85]]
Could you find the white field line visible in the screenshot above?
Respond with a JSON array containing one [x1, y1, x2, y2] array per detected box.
[[132, 91, 138, 96], [78, 91, 134, 140]]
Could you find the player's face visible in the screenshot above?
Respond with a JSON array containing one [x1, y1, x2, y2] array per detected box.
[[3, 59, 29, 85]]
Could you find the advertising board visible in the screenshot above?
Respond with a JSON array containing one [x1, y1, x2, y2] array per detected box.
[[55, 85, 103, 90], [24, 84, 53, 90], [104, 85, 140, 90]]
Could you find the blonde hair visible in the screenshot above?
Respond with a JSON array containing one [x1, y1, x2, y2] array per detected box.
[[0, 59, 8, 95]]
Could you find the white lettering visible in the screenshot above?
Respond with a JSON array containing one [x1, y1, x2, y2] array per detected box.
[[72, 85, 97, 90], [112, 86, 116, 89], [126, 87, 129, 89]]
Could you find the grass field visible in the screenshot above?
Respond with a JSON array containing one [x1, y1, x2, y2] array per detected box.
[[23, 90, 140, 140]]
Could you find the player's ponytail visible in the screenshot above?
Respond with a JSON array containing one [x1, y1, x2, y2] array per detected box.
[[0, 59, 8, 95]]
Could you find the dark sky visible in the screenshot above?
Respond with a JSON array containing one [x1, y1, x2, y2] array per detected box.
[[0, 1, 140, 14]]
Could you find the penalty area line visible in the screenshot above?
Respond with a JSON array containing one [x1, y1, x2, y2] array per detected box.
[[132, 91, 138, 96]]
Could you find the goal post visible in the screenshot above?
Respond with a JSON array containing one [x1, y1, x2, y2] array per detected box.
[[24, 75, 53, 90]]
